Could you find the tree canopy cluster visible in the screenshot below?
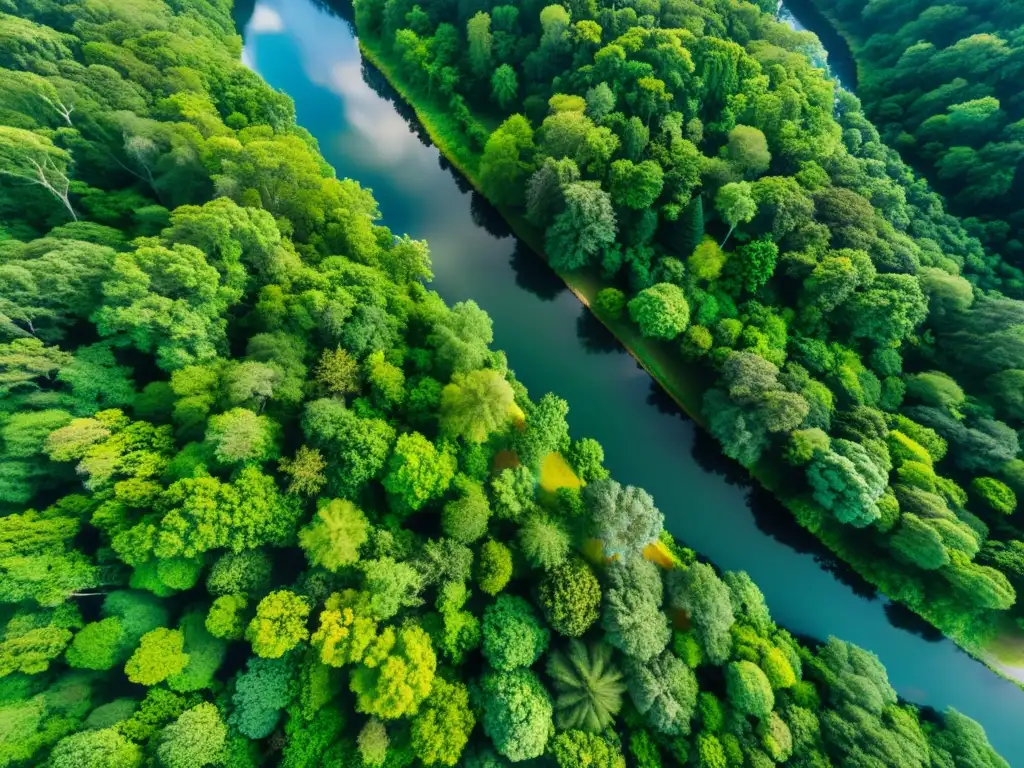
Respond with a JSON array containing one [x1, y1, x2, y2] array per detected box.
[[806, 0, 1024, 265], [355, 0, 1024, 650], [0, 0, 1010, 766]]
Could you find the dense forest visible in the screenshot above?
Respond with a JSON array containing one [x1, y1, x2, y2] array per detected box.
[[804, 0, 1024, 265], [352, 0, 1024, 653], [0, 0, 1010, 765]]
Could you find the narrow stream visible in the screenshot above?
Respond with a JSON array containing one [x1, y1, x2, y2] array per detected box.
[[237, 1, 1023, 759]]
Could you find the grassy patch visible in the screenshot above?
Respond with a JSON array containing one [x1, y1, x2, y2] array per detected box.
[[539, 452, 582, 495]]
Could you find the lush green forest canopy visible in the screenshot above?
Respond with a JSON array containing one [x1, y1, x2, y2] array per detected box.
[[805, 0, 1024, 266], [0, 0, 1011, 765], [352, 0, 1024, 653]]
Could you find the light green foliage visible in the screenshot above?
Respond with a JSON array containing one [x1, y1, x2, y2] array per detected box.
[[310, 594, 378, 668], [314, 347, 360, 397], [246, 590, 310, 659], [609, 160, 664, 210], [628, 284, 690, 340], [482, 595, 550, 671], [298, 498, 369, 571], [383, 432, 457, 515], [442, 477, 491, 543], [350, 624, 436, 719], [204, 408, 280, 465], [537, 557, 601, 637], [167, 611, 226, 693], [547, 641, 624, 732], [205, 594, 248, 640], [428, 300, 493, 376], [479, 115, 534, 207], [440, 369, 514, 443], [357, 719, 388, 767], [155, 466, 302, 558], [758, 711, 793, 762], [124, 628, 189, 686], [410, 678, 475, 766], [971, 477, 1016, 515], [551, 730, 625, 768], [360, 557, 424, 620], [48, 728, 142, 768], [366, 350, 405, 408], [688, 238, 727, 283], [715, 182, 756, 246], [785, 428, 829, 466], [156, 703, 226, 768], [477, 539, 514, 595], [490, 465, 535, 521], [725, 660, 774, 718], [206, 551, 272, 597], [480, 668, 553, 762], [594, 288, 626, 319]]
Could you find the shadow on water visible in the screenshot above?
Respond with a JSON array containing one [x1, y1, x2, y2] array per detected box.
[[577, 309, 624, 355], [885, 602, 946, 643], [470, 191, 514, 239], [510, 242, 567, 301]]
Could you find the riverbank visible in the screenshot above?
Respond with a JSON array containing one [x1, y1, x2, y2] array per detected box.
[[357, 34, 1024, 688]]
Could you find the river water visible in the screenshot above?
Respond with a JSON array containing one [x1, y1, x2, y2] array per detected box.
[[236, 1, 1023, 759]]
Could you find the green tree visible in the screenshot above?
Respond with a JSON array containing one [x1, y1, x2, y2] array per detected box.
[[715, 182, 756, 247], [482, 595, 550, 671], [480, 668, 553, 762], [551, 730, 625, 768], [546, 182, 617, 271], [547, 640, 624, 732], [491, 65, 518, 110], [477, 539, 513, 595], [479, 115, 535, 207], [298, 498, 369, 571], [410, 678, 476, 766], [124, 628, 189, 686], [725, 125, 771, 178], [48, 729, 142, 768], [608, 159, 665, 210], [246, 590, 310, 659], [666, 563, 734, 665], [537, 557, 601, 637], [156, 703, 226, 768], [350, 624, 436, 719], [601, 558, 670, 661], [726, 660, 774, 718], [442, 477, 492, 543], [628, 283, 690, 340], [440, 369, 514, 443], [204, 408, 280, 465], [383, 432, 457, 515], [624, 650, 698, 735], [584, 479, 664, 557], [518, 512, 571, 570], [467, 12, 493, 77]]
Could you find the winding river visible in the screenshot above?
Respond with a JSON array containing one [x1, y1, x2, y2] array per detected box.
[[236, 1, 1024, 759]]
